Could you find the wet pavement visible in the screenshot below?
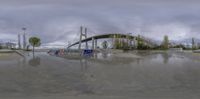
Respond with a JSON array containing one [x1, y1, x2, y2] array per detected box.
[[0, 51, 200, 99]]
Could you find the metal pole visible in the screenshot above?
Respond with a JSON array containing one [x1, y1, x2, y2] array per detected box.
[[22, 27, 26, 50], [18, 34, 21, 49], [23, 33, 26, 49]]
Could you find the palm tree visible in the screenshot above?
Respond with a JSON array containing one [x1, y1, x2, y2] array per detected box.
[[29, 37, 41, 56]]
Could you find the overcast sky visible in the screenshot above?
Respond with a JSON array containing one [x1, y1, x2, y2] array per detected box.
[[0, 0, 200, 46]]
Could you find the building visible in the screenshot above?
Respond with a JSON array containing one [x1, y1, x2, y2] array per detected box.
[[0, 41, 17, 49]]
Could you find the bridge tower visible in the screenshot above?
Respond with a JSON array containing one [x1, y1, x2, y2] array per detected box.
[[78, 26, 88, 50]]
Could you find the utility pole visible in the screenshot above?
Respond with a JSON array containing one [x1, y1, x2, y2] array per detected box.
[[22, 27, 27, 50]]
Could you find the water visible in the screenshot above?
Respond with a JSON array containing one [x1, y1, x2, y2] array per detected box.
[[0, 51, 200, 99]]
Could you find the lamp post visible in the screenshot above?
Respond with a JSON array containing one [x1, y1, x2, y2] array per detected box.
[[22, 27, 27, 50]]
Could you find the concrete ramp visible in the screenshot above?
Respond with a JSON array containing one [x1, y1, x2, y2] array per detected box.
[[15, 50, 26, 57]]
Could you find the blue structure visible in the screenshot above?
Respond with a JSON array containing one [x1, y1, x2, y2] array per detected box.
[[83, 49, 93, 56]]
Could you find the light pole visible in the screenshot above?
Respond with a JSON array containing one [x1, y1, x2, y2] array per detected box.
[[22, 27, 27, 50]]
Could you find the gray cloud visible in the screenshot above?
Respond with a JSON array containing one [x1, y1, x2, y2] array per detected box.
[[0, 0, 200, 46]]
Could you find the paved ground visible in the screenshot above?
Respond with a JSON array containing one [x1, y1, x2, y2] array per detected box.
[[0, 51, 200, 99]]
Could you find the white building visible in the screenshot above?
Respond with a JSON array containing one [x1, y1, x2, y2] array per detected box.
[[0, 41, 17, 49]]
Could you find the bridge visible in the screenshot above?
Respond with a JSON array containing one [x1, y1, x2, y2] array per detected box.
[[67, 27, 156, 50]]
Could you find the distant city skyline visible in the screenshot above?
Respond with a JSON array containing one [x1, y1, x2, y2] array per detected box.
[[0, 0, 200, 46]]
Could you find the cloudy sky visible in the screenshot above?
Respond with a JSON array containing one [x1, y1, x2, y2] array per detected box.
[[0, 0, 200, 46]]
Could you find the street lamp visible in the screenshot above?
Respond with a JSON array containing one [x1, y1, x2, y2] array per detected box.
[[22, 27, 27, 50]]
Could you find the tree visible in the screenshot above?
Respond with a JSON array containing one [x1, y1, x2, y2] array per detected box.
[[113, 34, 122, 49], [102, 41, 108, 49], [29, 37, 41, 56], [162, 35, 169, 50], [137, 35, 145, 50]]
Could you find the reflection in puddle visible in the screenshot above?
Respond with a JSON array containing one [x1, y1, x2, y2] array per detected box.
[[161, 53, 170, 64], [29, 57, 41, 66], [0, 51, 200, 97]]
